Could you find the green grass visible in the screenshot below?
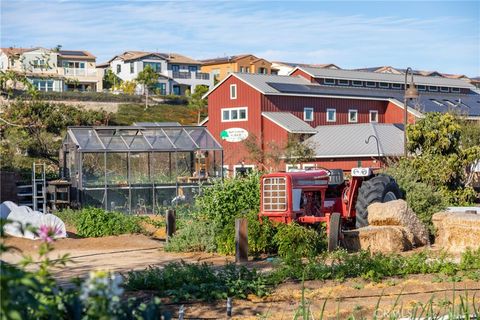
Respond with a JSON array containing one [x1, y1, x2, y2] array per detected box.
[[110, 103, 199, 125]]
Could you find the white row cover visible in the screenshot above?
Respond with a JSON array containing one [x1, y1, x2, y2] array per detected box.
[[1, 201, 67, 240]]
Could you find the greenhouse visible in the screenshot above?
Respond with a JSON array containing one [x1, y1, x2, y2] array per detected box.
[[60, 124, 223, 214]]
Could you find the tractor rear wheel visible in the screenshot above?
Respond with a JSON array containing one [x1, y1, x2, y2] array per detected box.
[[328, 212, 341, 252], [355, 174, 402, 228]]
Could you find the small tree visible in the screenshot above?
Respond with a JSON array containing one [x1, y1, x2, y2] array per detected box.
[[186, 85, 209, 124], [283, 134, 316, 165], [135, 65, 159, 109], [103, 69, 122, 90]]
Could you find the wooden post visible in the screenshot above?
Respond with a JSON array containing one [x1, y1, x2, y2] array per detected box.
[[235, 218, 248, 263], [166, 209, 176, 242]]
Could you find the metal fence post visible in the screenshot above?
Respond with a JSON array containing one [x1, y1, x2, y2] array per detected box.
[[235, 218, 248, 263], [166, 209, 176, 242]]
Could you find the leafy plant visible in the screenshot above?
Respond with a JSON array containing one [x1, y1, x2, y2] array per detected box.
[[196, 172, 261, 254], [273, 223, 324, 266], [125, 262, 269, 302], [164, 218, 216, 252], [62, 207, 144, 237]]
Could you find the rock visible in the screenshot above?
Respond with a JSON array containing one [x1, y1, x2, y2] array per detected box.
[[343, 226, 412, 254], [367, 199, 429, 247], [432, 211, 480, 253]]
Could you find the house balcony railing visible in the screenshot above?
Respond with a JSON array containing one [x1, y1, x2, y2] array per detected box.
[[169, 71, 210, 81], [63, 68, 97, 77]]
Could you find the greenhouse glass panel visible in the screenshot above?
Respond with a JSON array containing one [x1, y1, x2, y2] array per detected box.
[[123, 135, 151, 150], [107, 189, 129, 213], [106, 153, 128, 186], [130, 153, 150, 184], [164, 129, 197, 150], [71, 128, 104, 150], [187, 128, 222, 150], [131, 187, 153, 214], [154, 187, 176, 212], [151, 153, 173, 184], [176, 152, 193, 178], [100, 136, 128, 151], [144, 129, 175, 151], [82, 153, 105, 187], [82, 189, 106, 208]]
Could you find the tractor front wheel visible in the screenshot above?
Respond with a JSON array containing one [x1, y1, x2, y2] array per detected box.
[[355, 174, 402, 228], [328, 212, 341, 252]]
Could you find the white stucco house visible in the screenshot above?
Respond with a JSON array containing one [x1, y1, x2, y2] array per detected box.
[[107, 51, 213, 95], [0, 47, 103, 92]]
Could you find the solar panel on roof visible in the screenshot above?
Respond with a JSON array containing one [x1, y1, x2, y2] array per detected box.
[[59, 50, 87, 56]]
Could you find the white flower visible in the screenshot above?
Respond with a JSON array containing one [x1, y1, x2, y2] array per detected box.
[[80, 270, 124, 311]]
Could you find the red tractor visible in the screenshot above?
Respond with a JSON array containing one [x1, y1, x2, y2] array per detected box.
[[258, 167, 402, 251]]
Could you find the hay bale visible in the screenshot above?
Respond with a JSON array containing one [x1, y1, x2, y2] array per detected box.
[[368, 200, 429, 247], [343, 226, 412, 254], [432, 211, 480, 253]]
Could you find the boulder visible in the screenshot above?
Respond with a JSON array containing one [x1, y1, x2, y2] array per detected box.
[[343, 226, 412, 254], [367, 199, 429, 247], [432, 211, 480, 253]]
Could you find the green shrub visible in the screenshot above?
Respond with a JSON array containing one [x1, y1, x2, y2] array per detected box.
[[67, 207, 144, 237], [55, 208, 81, 228], [164, 219, 216, 252], [196, 172, 261, 254], [245, 209, 277, 257], [386, 162, 447, 232], [125, 262, 268, 302], [273, 223, 324, 266], [26, 91, 144, 103]]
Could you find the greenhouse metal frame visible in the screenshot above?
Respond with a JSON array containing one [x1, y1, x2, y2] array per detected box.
[[61, 125, 223, 214]]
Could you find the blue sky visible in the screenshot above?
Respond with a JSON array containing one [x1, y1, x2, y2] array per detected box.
[[2, 0, 479, 76]]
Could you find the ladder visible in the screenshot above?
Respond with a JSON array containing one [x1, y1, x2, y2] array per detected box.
[[32, 163, 47, 213]]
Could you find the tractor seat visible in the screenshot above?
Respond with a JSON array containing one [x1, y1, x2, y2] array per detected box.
[[328, 169, 345, 185]]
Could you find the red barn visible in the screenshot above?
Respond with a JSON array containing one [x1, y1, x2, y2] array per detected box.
[[203, 66, 480, 175]]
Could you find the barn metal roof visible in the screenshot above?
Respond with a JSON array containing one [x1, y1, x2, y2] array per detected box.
[[65, 126, 222, 152], [262, 112, 317, 134], [295, 66, 475, 89], [305, 123, 404, 158], [232, 73, 480, 117]]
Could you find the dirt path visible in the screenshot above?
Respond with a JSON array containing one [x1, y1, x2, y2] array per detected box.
[[2, 234, 479, 318], [1, 234, 234, 283]]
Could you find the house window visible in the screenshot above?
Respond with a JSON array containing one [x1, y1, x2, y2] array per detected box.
[[188, 66, 198, 72], [234, 164, 254, 177], [352, 80, 363, 86], [171, 65, 180, 72], [348, 109, 358, 123], [130, 62, 134, 73], [143, 62, 161, 72], [326, 108, 336, 122], [33, 59, 46, 68], [324, 78, 335, 85], [417, 85, 426, 91], [230, 84, 237, 99], [338, 79, 349, 86], [379, 82, 389, 88], [221, 107, 248, 122], [258, 67, 267, 74], [369, 110, 378, 123], [392, 83, 402, 89], [451, 87, 460, 93], [245, 67, 250, 73], [303, 164, 315, 170], [429, 86, 438, 92], [366, 81, 376, 87], [116, 64, 121, 74], [240, 67, 245, 73], [286, 164, 301, 172], [222, 165, 230, 178], [32, 79, 54, 92], [440, 87, 449, 92], [304, 107, 314, 121], [173, 85, 181, 95]]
